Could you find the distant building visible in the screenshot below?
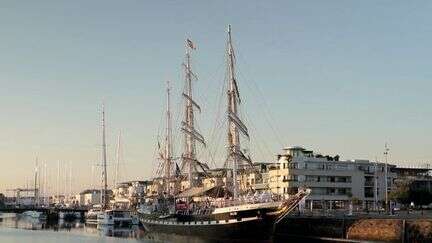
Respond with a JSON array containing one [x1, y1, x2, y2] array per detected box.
[[392, 167, 432, 192], [113, 180, 151, 208], [78, 189, 112, 207], [50, 195, 65, 205]]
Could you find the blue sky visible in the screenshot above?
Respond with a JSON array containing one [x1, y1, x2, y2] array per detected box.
[[1, 1, 431, 194]]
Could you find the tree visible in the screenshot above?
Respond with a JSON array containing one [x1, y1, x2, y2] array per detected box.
[[389, 179, 411, 206], [390, 179, 432, 208], [410, 189, 432, 207], [0, 193, 5, 208]]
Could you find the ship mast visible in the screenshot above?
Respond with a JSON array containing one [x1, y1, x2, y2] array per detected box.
[[101, 103, 108, 210], [164, 81, 173, 193], [226, 25, 249, 200], [181, 39, 206, 188]]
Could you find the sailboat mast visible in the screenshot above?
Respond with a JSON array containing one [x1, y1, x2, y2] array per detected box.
[[101, 104, 108, 209], [57, 161, 60, 203], [114, 131, 122, 187], [165, 81, 173, 192], [69, 161, 72, 199], [44, 162, 47, 206], [34, 157, 39, 206]]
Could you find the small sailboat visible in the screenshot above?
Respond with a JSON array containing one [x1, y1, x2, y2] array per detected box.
[[85, 104, 138, 226]]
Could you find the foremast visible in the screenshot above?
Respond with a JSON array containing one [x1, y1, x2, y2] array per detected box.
[[226, 25, 250, 200], [163, 81, 173, 193], [181, 39, 206, 188]]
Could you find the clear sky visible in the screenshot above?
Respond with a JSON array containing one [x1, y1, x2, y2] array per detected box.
[[1, 1, 431, 195]]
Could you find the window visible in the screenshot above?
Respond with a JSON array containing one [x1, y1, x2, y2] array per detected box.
[[306, 175, 318, 182], [364, 187, 374, 198], [283, 175, 298, 182], [326, 164, 334, 170], [327, 188, 336, 195], [336, 176, 351, 183]]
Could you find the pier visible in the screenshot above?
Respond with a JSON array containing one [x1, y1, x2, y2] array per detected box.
[[0, 207, 88, 220]]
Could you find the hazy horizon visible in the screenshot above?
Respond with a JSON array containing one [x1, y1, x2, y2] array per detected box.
[[1, 1, 432, 195]]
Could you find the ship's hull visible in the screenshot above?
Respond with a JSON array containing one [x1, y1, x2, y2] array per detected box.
[[141, 215, 274, 239], [139, 189, 310, 239], [140, 203, 280, 239]]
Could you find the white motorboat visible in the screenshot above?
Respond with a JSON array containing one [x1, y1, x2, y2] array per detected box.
[[85, 207, 102, 224], [97, 209, 139, 226], [22, 210, 47, 220], [59, 211, 81, 220]]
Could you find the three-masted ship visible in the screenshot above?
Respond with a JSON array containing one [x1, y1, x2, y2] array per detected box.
[[139, 25, 310, 239]]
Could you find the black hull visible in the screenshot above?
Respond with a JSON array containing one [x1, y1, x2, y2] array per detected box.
[[141, 216, 275, 239]]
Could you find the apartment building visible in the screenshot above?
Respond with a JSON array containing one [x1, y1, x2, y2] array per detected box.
[[268, 146, 396, 210]]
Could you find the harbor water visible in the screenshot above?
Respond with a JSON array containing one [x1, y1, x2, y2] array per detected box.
[[0, 213, 274, 243]]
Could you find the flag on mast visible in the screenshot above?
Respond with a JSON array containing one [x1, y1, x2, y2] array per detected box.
[[187, 39, 196, 50]]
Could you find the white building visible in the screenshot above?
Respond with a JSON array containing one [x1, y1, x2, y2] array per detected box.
[[268, 146, 396, 210], [113, 181, 151, 208], [78, 189, 101, 207]]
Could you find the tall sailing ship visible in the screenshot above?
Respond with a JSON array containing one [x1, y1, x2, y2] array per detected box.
[[139, 25, 310, 239]]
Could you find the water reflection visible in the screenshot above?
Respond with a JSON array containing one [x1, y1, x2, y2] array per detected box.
[[0, 215, 143, 239], [97, 225, 142, 238], [0, 215, 285, 242]]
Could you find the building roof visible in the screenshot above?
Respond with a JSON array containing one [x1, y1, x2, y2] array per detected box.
[[283, 146, 305, 151], [79, 189, 100, 195], [79, 189, 113, 195]]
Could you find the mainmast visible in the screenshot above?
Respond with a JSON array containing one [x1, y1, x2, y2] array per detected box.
[[101, 104, 108, 210], [226, 25, 249, 200], [181, 39, 206, 188], [164, 81, 173, 193]]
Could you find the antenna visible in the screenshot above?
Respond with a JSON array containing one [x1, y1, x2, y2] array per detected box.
[[384, 142, 390, 213]]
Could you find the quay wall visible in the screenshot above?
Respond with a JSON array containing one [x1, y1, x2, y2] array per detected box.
[[276, 216, 432, 242]]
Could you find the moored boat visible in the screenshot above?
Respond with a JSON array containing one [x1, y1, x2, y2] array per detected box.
[[22, 210, 47, 220], [139, 25, 311, 239], [140, 189, 310, 238], [97, 209, 139, 226]]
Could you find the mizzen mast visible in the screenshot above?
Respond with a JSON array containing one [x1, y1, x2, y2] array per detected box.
[[226, 25, 250, 200], [181, 39, 206, 188]]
